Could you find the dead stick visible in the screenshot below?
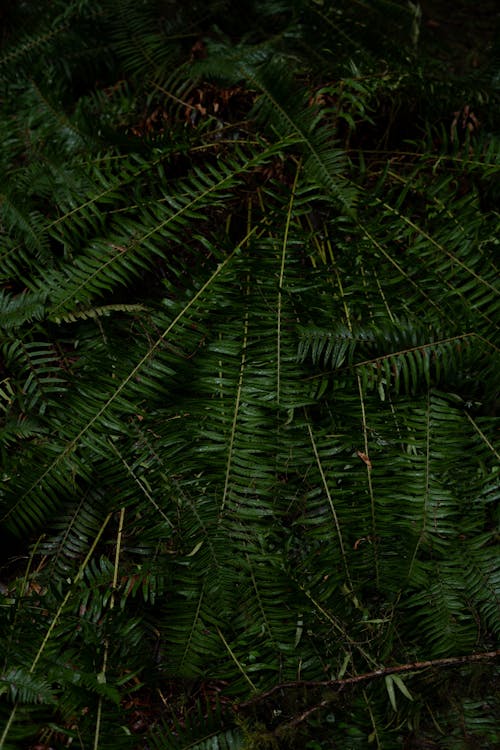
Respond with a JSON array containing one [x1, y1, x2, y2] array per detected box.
[[238, 650, 500, 709]]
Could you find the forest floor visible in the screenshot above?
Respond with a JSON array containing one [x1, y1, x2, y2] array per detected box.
[[420, 0, 500, 74]]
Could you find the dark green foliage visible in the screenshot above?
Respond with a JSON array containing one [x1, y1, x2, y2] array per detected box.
[[0, 0, 499, 747]]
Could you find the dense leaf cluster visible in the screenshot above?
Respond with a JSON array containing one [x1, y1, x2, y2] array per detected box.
[[0, 1, 499, 747]]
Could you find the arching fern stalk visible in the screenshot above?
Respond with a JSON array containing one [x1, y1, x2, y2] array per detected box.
[[0, 0, 499, 748]]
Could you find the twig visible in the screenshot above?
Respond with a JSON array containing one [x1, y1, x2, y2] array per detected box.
[[238, 650, 500, 709]]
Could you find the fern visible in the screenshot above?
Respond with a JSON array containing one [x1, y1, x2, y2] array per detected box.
[[150, 701, 244, 750], [0, 1, 499, 748]]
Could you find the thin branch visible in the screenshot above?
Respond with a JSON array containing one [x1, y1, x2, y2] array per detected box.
[[306, 421, 352, 590], [465, 412, 500, 461], [217, 627, 256, 691], [238, 650, 500, 708], [277, 160, 301, 404], [221, 284, 248, 512], [94, 508, 125, 750]]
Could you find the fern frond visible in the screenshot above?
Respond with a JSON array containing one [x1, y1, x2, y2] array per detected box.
[[0, 669, 55, 706], [150, 701, 244, 750], [0, 290, 46, 330]]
